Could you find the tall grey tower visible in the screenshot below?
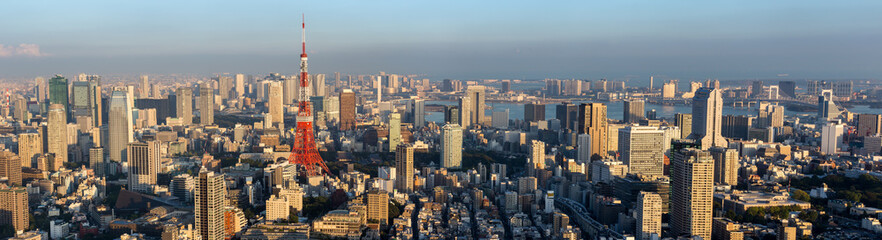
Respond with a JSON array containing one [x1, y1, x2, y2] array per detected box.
[[689, 88, 727, 150]]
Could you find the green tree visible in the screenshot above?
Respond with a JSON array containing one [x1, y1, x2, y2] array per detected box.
[[792, 189, 810, 202]]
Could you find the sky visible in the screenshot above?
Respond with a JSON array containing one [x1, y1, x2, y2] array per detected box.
[[2, 1, 882, 81]]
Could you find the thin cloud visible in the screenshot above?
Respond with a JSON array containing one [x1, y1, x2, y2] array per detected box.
[[0, 44, 49, 57]]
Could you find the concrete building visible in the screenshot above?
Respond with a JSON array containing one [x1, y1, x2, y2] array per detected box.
[[670, 148, 714, 239], [636, 191, 662, 240], [109, 90, 132, 163], [339, 89, 356, 131], [578, 103, 608, 159], [821, 122, 845, 155], [690, 88, 727, 150], [576, 134, 591, 162], [176, 87, 193, 125], [858, 114, 881, 137], [367, 190, 389, 225], [267, 81, 284, 128], [47, 104, 69, 167], [312, 210, 361, 239], [388, 113, 401, 152], [530, 140, 546, 171], [675, 113, 692, 139], [524, 102, 545, 123], [395, 144, 414, 193], [199, 87, 214, 125], [127, 141, 160, 193], [17, 133, 41, 168], [623, 99, 645, 123], [196, 170, 225, 240], [0, 185, 28, 232], [441, 124, 463, 169], [619, 126, 665, 177], [710, 147, 739, 186], [0, 151, 21, 186], [466, 86, 486, 126]]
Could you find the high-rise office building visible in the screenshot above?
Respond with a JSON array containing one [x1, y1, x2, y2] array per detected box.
[[128, 141, 160, 193], [619, 126, 665, 177], [339, 89, 356, 131], [413, 99, 425, 128], [817, 90, 839, 121], [466, 86, 486, 126], [491, 109, 510, 129], [524, 102, 546, 123], [234, 74, 245, 98], [779, 81, 796, 98], [367, 190, 389, 225], [140, 75, 150, 98], [530, 140, 546, 171], [441, 124, 463, 169], [395, 144, 414, 193], [199, 87, 214, 125], [757, 103, 785, 129], [388, 113, 401, 152], [857, 114, 881, 137], [750, 81, 764, 98], [636, 191, 662, 240], [821, 122, 844, 155], [556, 102, 578, 130], [444, 105, 460, 125], [670, 148, 714, 239], [578, 103, 608, 159], [71, 81, 91, 118], [90, 148, 105, 177], [576, 134, 591, 162], [176, 87, 193, 125], [458, 96, 471, 128], [267, 81, 283, 128], [0, 150, 21, 186], [17, 133, 42, 168], [690, 88, 727, 150], [722, 115, 753, 140], [196, 170, 225, 240], [0, 185, 28, 232], [47, 104, 68, 165], [623, 99, 645, 123], [215, 76, 233, 101], [501, 80, 511, 93], [662, 82, 676, 98], [710, 147, 739, 186], [48, 75, 69, 114], [109, 90, 132, 163], [675, 113, 692, 139]]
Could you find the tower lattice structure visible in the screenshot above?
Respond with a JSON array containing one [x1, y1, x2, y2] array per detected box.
[[289, 15, 330, 177]]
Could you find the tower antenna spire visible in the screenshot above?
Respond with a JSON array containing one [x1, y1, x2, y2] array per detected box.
[[301, 14, 306, 55]]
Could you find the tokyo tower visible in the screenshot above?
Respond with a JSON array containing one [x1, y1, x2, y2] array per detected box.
[[289, 15, 331, 176]]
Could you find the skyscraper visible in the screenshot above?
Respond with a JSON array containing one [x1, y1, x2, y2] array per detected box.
[[216, 76, 233, 101], [199, 87, 214, 125], [109, 90, 132, 163], [176, 87, 193, 125], [750, 80, 764, 98], [47, 104, 68, 166], [556, 102, 578, 130], [619, 126, 665, 177], [444, 105, 460, 125], [17, 133, 42, 168], [857, 114, 881, 137], [466, 86, 486, 126], [817, 90, 839, 121], [578, 103, 608, 159], [0, 185, 28, 232], [196, 169, 225, 240], [821, 122, 844, 155], [140, 75, 150, 98], [690, 88, 727, 150], [670, 148, 714, 239], [623, 99, 645, 124], [524, 102, 546, 123], [267, 81, 283, 128], [235, 74, 245, 98], [530, 140, 546, 171], [48, 75, 69, 115], [458, 96, 471, 128], [710, 147, 739, 186], [90, 148, 105, 177], [87, 75, 102, 127], [576, 134, 591, 162], [339, 89, 356, 131], [636, 191, 662, 240], [0, 150, 21, 186], [413, 99, 425, 128], [388, 113, 401, 152], [128, 141, 160, 193], [395, 144, 414, 193], [779, 81, 796, 98], [757, 103, 785, 129], [441, 124, 463, 169], [675, 113, 692, 139], [367, 190, 389, 225]]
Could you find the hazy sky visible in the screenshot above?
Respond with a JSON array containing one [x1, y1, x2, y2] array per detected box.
[[2, 1, 882, 80]]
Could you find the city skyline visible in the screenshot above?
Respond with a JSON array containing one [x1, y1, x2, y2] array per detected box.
[[3, 1, 882, 80]]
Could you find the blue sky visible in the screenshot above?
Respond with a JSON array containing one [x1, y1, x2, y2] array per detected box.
[[2, 1, 882, 80]]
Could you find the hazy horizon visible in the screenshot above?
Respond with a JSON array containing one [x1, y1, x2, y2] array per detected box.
[[3, 1, 882, 81]]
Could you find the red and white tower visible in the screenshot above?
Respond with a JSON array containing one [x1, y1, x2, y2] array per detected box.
[[290, 15, 330, 176]]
